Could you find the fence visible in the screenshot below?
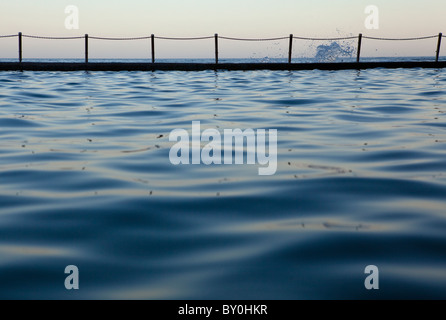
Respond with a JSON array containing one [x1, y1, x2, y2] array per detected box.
[[0, 33, 444, 63]]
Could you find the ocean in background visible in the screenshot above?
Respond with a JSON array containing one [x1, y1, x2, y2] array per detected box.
[[0, 59, 446, 299], [1, 56, 446, 64]]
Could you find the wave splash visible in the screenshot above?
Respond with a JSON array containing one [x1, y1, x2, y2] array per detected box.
[[315, 41, 355, 62]]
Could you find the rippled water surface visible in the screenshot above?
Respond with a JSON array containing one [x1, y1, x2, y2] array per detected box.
[[0, 68, 446, 299]]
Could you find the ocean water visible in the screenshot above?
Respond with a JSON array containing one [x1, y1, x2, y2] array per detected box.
[[2, 56, 446, 64], [0, 66, 446, 299]]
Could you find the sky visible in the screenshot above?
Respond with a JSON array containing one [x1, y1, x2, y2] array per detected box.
[[0, 0, 445, 59]]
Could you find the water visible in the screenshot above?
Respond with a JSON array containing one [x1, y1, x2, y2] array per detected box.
[[0, 65, 446, 299], [2, 56, 446, 64], [315, 42, 356, 62]]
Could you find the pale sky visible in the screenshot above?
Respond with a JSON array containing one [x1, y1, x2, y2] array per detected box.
[[0, 0, 445, 59]]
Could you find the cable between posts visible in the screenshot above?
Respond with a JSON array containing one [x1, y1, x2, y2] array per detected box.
[[293, 36, 358, 41], [89, 36, 151, 41], [363, 35, 437, 41], [155, 36, 214, 40], [0, 34, 440, 41], [23, 35, 84, 40], [219, 36, 289, 41]]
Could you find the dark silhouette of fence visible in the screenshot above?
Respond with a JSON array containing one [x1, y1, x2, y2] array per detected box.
[[0, 32, 445, 71], [0, 32, 444, 63]]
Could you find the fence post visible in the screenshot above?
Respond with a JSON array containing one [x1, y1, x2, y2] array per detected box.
[[151, 34, 155, 63], [436, 33, 442, 62], [357, 33, 362, 63], [288, 34, 293, 64], [18, 32, 22, 63], [85, 34, 89, 63], [215, 33, 219, 64]]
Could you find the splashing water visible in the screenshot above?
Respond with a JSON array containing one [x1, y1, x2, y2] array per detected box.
[[315, 41, 355, 62]]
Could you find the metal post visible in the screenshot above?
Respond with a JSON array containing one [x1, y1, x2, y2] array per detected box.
[[215, 33, 219, 64], [151, 34, 155, 63], [436, 33, 442, 62], [357, 33, 362, 63], [18, 32, 22, 63], [288, 34, 293, 64], [85, 34, 89, 63]]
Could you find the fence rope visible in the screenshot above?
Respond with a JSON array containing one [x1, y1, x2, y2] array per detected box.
[[363, 35, 437, 41], [89, 36, 151, 40], [219, 36, 289, 41], [0, 34, 440, 41], [293, 36, 358, 41], [23, 35, 84, 40], [155, 36, 214, 40]]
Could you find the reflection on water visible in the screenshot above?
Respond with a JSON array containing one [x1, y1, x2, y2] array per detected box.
[[0, 68, 446, 299]]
